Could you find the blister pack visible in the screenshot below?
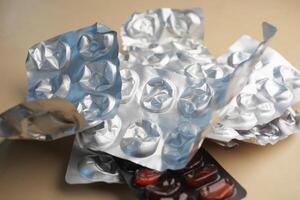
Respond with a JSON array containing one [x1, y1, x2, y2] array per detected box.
[[26, 23, 121, 126], [115, 148, 247, 200], [77, 63, 213, 171], [211, 107, 300, 145], [0, 98, 85, 141], [77, 17, 277, 171], [220, 35, 300, 129], [209, 34, 300, 145], [122, 8, 215, 75], [122, 8, 204, 50], [65, 137, 123, 184]]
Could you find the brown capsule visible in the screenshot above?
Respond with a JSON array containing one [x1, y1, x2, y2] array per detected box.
[[134, 168, 161, 186], [146, 177, 182, 200], [183, 154, 205, 173], [184, 165, 219, 188], [199, 178, 235, 200]]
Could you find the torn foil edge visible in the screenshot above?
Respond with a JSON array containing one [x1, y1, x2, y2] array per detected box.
[[0, 98, 86, 141]]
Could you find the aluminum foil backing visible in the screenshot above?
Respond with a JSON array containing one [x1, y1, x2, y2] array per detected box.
[[208, 33, 300, 145], [122, 8, 204, 51], [75, 10, 276, 171], [210, 107, 300, 145], [77, 63, 214, 171], [65, 137, 123, 184], [75, 8, 215, 171], [121, 8, 215, 75], [26, 23, 121, 126], [219, 35, 300, 130], [0, 98, 86, 141]]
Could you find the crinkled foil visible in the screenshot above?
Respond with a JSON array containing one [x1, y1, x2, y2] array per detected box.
[[0, 98, 86, 141], [77, 63, 213, 171], [208, 32, 300, 145], [122, 8, 204, 51], [121, 8, 215, 75], [76, 8, 213, 171], [211, 22, 277, 110], [26, 23, 121, 126], [65, 137, 123, 184], [76, 11, 274, 171], [211, 107, 300, 145], [218, 35, 300, 130]]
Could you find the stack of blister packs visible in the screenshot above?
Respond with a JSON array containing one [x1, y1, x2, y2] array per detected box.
[[1, 8, 300, 200]]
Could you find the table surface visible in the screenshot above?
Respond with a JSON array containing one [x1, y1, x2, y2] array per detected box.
[[0, 0, 300, 199]]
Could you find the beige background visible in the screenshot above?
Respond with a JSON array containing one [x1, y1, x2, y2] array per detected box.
[[0, 0, 300, 199]]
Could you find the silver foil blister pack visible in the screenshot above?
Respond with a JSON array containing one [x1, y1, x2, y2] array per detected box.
[[2, 7, 297, 186], [26, 23, 121, 126], [220, 35, 300, 129], [122, 8, 215, 75], [122, 8, 204, 51], [76, 11, 278, 171], [208, 34, 300, 145], [212, 107, 300, 145], [66, 137, 123, 184], [77, 63, 214, 171], [75, 8, 218, 171], [0, 98, 86, 141]]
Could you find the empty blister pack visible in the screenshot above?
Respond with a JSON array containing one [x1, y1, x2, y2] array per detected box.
[[77, 21, 277, 171], [115, 148, 247, 200], [122, 8, 215, 75], [77, 63, 214, 171], [26, 23, 121, 126], [0, 98, 85, 141], [122, 8, 204, 51], [65, 137, 123, 184], [208, 33, 300, 145], [219, 35, 300, 130], [122, 9, 278, 111], [211, 107, 300, 145]]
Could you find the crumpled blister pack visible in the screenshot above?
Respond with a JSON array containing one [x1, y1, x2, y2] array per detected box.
[[211, 107, 300, 145], [122, 8, 215, 75], [0, 98, 85, 141], [76, 8, 218, 171], [208, 34, 300, 145], [77, 10, 278, 171], [77, 62, 214, 171], [65, 137, 123, 184], [122, 8, 204, 51], [0, 7, 299, 198], [26, 23, 121, 126]]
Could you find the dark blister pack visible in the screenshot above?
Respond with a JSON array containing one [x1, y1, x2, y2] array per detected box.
[[115, 148, 246, 200]]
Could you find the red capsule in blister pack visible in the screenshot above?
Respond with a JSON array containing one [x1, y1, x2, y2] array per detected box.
[[145, 176, 182, 200], [184, 165, 219, 188], [115, 148, 246, 200], [199, 178, 235, 200], [183, 154, 205, 174], [135, 169, 162, 186]]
